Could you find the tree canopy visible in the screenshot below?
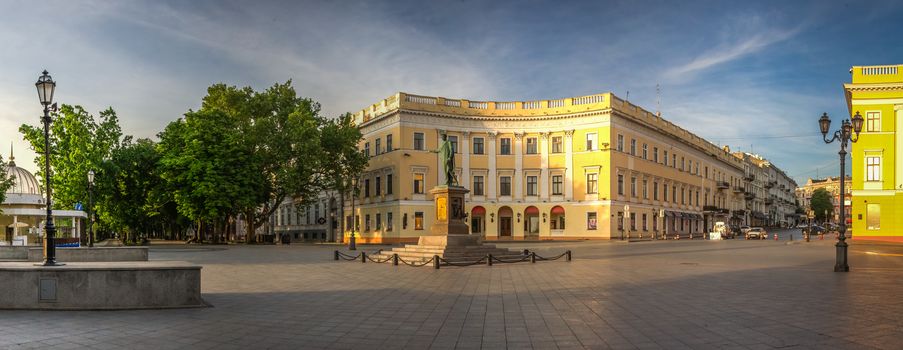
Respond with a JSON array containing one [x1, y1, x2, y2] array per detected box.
[[809, 188, 833, 222]]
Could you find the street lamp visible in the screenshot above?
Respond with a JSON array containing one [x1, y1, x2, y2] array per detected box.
[[819, 111, 863, 272], [35, 70, 61, 266], [349, 177, 358, 251], [87, 169, 95, 248]]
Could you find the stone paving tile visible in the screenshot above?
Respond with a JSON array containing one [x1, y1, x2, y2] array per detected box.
[[2, 233, 903, 349]]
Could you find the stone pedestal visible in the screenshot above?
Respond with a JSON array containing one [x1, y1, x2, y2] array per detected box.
[[429, 185, 470, 236]]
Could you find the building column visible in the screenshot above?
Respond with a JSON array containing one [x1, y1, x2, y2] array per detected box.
[[540, 132, 550, 200], [488, 132, 497, 200], [462, 131, 470, 197], [514, 132, 524, 199], [564, 130, 575, 200]]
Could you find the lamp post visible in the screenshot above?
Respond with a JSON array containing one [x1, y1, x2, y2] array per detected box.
[[349, 177, 358, 251], [35, 70, 60, 266], [87, 170, 95, 248], [819, 111, 863, 272]]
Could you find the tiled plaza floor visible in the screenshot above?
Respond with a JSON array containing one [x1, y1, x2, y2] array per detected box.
[[2, 229, 902, 349]]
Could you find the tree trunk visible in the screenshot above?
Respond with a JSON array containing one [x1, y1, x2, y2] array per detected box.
[[246, 210, 256, 244]]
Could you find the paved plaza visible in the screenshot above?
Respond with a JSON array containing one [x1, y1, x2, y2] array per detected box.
[[2, 229, 903, 349]]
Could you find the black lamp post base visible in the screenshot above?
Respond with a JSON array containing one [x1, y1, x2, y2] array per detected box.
[[36, 261, 66, 267], [834, 264, 849, 272]]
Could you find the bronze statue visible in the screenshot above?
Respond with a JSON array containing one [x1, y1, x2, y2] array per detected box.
[[432, 133, 457, 186]]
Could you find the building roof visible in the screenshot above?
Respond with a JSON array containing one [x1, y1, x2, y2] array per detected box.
[[4, 156, 41, 197]]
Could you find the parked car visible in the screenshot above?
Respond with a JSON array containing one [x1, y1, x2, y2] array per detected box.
[[745, 227, 767, 240], [740, 226, 751, 234], [795, 223, 808, 229], [803, 225, 826, 235]]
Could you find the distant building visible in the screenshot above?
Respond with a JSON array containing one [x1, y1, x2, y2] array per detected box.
[[1, 153, 86, 245], [333, 92, 757, 243], [795, 176, 851, 223], [731, 152, 799, 227], [846, 64, 903, 242]]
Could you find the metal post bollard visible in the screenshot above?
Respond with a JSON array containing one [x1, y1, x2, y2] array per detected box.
[[566, 250, 572, 262], [530, 252, 536, 263], [334, 250, 339, 261], [523, 249, 530, 256], [361, 251, 366, 263], [433, 255, 440, 269], [487, 254, 493, 266], [393, 253, 399, 266]]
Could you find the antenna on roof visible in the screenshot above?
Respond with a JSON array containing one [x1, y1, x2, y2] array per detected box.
[[625, 90, 629, 102], [656, 84, 661, 117]]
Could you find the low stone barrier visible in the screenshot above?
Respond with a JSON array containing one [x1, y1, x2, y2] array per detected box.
[[0, 246, 33, 260], [0, 261, 204, 310], [26, 247, 148, 262]]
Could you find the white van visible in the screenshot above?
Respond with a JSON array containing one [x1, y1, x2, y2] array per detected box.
[[713, 222, 734, 239]]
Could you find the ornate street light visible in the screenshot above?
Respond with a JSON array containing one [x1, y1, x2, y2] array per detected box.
[[87, 169, 95, 248], [349, 177, 358, 250], [35, 70, 60, 266], [819, 111, 863, 272]]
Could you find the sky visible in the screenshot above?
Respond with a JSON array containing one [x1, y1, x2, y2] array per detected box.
[[1, 0, 902, 185]]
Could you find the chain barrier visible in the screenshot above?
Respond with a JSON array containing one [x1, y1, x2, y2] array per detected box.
[[334, 250, 571, 267]]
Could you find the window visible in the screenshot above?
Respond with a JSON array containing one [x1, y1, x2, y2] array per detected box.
[[448, 135, 458, 153], [695, 191, 699, 206], [413, 173, 424, 194], [552, 175, 563, 195], [653, 147, 659, 163], [345, 215, 352, 232], [387, 212, 393, 231], [663, 185, 668, 202], [386, 134, 393, 152], [376, 213, 381, 230], [587, 133, 598, 151], [653, 181, 659, 200], [866, 156, 881, 181], [642, 179, 648, 199], [414, 212, 424, 230], [365, 214, 371, 231], [551, 136, 563, 153], [681, 188, 685, 204], [587, 173, 598, 194], [705, 166, 709, 179], [664, 151, 669, 166], [866, 111, 881, 132], [867, 203, 880, 230], [413, 132, 425, 150], [386, 174, 393, 195], [500, 176, 512, 196], [630, 176, 637, 197], [673, 154, 677, 168], [642, 214, 648, 231], [526, 137, 538, 154], [617, 212, 623, 230], [472, 137, 484, 154], [672, 185, 677, 203], [500, 138, 511, 155], [473, 176, 484, 196], [642, 144, 648, 159], [526, 176, 538, 196], [375, 176, 381, 196], [616, 134, 623, 152], [375, 139, 381, 155], [617, 174, 623, 195], [364, 179, 370, 197], [364, 142, 370, 157], [653, 213, 658, 231], [630, 139, 636, 155], [681, 157, 685, 171], [630, 213, 636, 231], [587, 212, 597, 230]]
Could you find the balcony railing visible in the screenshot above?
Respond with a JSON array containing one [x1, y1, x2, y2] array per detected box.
[[744, 191, 756, 200], [764, 198, 774, 205], [744, 174, 755, 181], [732, 186, 744, 193], [716, 181, 729, 189]]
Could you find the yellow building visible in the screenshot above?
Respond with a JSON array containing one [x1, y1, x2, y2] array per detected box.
[[343, 92, 748, 243], [846, 64, 903, 242]]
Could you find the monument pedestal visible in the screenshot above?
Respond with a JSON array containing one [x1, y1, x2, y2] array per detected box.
[[374, 185, 524, 263]]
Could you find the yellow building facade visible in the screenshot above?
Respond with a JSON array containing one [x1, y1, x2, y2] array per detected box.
[[846, 64, 903, 242], [345, 92, 748, 243]]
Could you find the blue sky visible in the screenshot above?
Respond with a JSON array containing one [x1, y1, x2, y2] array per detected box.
[[1, 0, 901, 185]]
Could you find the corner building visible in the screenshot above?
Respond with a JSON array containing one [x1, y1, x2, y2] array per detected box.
[[347, 92, 746, 243], [846, 64, 903, 242]]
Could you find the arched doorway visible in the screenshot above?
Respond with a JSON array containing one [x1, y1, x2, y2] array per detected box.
[[498, 206, 513, 237], [524, 206, 539, 237], [471, 206, 486, 235], [550, 206, 565, 232]]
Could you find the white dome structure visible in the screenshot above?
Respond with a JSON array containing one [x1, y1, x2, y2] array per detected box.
[[3, 155, 43, 206]]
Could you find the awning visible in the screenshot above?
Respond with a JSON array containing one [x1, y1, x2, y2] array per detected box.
[[550, 206, 565, 215], [471, 206, 486, 215], [525, 206, 539, 215]]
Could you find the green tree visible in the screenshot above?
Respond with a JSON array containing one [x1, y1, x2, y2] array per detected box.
[[319, 113, 368, 240], [19, 105, 127, 210], [0, 154, 15, 213], [809, 188, 833, 222], [196, 81, 323, 243]]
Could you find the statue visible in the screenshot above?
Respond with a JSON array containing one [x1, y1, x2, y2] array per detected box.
[[432, 133, 457, 186]]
